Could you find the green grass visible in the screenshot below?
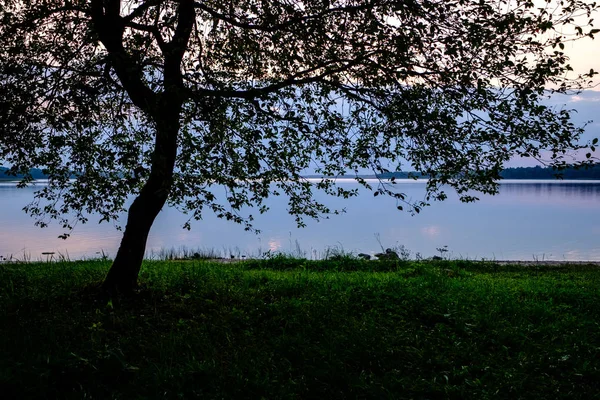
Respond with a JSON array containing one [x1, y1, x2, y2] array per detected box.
[[1, 259, 600, 399]]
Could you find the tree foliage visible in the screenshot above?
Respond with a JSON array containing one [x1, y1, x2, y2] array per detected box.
[[0, 0, 598, 290]]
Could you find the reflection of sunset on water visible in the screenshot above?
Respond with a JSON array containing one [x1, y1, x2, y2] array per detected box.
[[0, 228, 119, 260], [473, 181, 600, 208]]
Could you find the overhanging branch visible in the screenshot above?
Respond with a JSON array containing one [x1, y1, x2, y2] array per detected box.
[[193, 2, 373, 32], [90, 0, 158, 115]]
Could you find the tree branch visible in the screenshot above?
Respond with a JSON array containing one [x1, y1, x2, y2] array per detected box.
[[183, 53, 382, 100], [122, 0, 163, 23], [8, 4, 90, 34], [163, 0, 195, 96], [124, 21, 167, 52], [90, 0, 158, 115], [193, 2, 373, 32]]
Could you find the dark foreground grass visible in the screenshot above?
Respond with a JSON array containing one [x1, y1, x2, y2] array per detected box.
[[1, 259, 600, 399]]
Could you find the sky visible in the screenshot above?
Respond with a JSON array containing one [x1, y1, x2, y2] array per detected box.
[[504, 23, 600, 167], [561, 30, 600, 152], [505, 88, 600, 167], [551, 6, 600, 141]]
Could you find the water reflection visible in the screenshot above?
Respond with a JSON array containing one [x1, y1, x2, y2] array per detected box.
[[1, 180, 599, 261], [500, 180, 600, 200]]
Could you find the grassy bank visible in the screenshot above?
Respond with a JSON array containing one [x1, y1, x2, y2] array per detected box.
[[1, 259, 600, 399]]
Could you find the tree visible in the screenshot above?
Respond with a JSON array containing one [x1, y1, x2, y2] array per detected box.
[[0, 0, 597, 293]]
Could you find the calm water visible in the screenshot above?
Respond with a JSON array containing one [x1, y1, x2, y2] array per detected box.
[[1, 180, 599, 261]]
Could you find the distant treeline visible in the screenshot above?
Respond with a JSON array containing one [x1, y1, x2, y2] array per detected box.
[[498, 164, 600, 179], [0, 167, 50, 181], [3, 164, 600, 182], [377, 163, 600, 180]]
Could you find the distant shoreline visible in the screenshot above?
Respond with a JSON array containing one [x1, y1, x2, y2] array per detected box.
[[3, 177, 600, 183], [3, 163, 600, 182], [303, 175, 600, 181]]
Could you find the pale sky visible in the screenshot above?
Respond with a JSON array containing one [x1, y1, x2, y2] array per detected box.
[[552, 0, 599, 88], [523, 11, 600, 168], [564, 34, 600, 88]]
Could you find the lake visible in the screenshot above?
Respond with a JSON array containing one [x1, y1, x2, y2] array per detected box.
[[1, 179, 599, 261]]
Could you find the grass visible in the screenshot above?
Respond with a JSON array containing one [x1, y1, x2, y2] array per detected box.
[[1, 259, 600, 399]]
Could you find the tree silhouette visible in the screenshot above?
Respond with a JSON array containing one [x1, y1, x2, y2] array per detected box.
[[0, 0, 597, 293]]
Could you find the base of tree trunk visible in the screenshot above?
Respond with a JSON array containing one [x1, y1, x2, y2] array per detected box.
[[102, 236, 147, 295], [101, 180, 169, 295], [102, 260, 140, 295]]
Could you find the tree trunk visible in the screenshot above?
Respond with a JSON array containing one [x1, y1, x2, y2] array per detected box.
[[102, 116, 179, 295], [92, 0, 193, 295], [101, 181, 168, 294]]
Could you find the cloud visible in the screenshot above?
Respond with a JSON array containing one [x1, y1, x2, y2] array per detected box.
[[420, 226, 441, 237], [570, 94, 600, 103], [268, 238, 281, 251]]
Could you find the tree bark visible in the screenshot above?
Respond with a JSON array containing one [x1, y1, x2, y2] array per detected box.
[[102, 116, 179, 294], [101, 181, 168, 294]]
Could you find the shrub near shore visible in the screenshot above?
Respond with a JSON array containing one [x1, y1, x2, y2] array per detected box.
[[1, 259, 600, 399]]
